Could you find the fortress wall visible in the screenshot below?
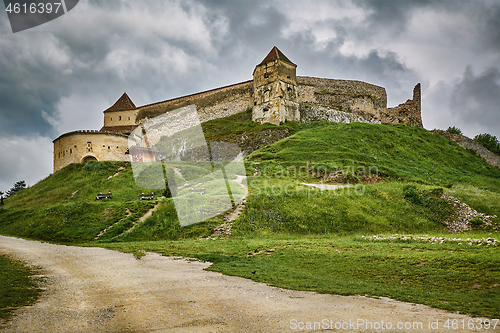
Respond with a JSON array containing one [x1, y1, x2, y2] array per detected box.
[[383, 84, 422, 127], [297, 76, 387, 119], [53, 131, 129, 172], [136, 81, 253, 124]]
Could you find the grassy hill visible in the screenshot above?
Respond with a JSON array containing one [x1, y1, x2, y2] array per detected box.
[[235, 122, 500, 235], [1, 112, 499, 317]]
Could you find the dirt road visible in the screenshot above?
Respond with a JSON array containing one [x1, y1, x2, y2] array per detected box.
[[0, 235, 494, 332]]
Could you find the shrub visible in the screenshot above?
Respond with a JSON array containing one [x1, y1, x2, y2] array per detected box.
[[469, 216, 484, 229], [403, 185, 423, 205], [429, 188, 444, 196], [446, 126, 462, 135], [473, 133, 500, 156]]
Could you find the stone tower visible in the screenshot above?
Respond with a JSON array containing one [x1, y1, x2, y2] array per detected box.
[[252, 46, 299, 125]]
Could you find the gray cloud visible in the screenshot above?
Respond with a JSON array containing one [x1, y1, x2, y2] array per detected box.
[[481, 3, 500, 51], [0, 35, 70, 138], [450, 66, 500, 138], [0, 135, 53, 192], [353, 0, 433, 31]]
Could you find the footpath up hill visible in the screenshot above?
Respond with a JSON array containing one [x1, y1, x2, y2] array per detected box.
[[0, 114, 499, 243]]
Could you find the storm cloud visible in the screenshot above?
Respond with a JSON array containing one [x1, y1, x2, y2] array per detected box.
[[450, 66, 500, 137]]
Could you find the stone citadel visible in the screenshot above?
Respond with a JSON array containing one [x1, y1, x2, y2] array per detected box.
[[53, 46, 422, 172]]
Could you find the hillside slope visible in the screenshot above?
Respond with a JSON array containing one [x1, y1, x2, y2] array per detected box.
[[234, 122, 500, 235]]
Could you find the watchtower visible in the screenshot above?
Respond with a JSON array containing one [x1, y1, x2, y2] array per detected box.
[[252, 47, 299, 125]]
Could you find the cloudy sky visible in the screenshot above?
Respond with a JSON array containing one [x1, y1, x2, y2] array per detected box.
[[0, 0, 499, 192]]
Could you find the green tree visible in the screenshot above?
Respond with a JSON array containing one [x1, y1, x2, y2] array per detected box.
[[6, 180, 27, 197], [473, 133, 500, 156]]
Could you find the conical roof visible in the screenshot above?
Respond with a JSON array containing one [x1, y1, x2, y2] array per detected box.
[[104, 92, 137, 112], [258, 46, 295, 66]]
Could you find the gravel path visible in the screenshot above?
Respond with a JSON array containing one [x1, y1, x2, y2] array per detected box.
[[0, 235, 494, 332]]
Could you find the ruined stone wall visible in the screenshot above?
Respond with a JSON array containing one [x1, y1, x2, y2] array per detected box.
[[383, 84, 422, 127], [433, 130, 500, 168], [300, 104, 381, 124], [297, 76, 387, 119], [53, 131, 129, 172], [136, 81, 253, 124]]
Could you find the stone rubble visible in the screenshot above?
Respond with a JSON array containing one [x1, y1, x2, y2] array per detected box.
[[441, 193, 497, 232], [362, 234, 498, 246]]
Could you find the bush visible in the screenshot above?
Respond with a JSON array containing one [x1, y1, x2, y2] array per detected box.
[[473, 133, 500, 156], [403, 186, 454, 224], [446, 126, 462, 135], [82, 160, 111, 172], [403, 185, 423, 205], [469, 216, 484, 229], [429, 188, 444, 196]]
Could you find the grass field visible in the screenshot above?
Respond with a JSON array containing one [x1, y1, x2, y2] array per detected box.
[[0, 255, 41, 322], [1, 113, 499, 319]]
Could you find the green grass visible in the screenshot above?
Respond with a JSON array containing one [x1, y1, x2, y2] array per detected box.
[[247, 122, 500, 191], [232, 180, 471, 236], [0, 255, 41, 321], [98, 235, 500, 318], [0, 161, 156, 244]]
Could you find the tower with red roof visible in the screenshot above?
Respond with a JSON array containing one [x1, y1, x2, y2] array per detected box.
[[252, 46, 300, 125]]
